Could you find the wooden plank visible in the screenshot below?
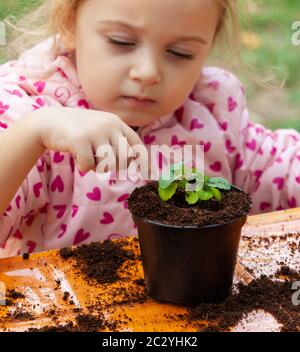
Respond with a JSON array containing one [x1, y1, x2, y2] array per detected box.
[[246, 207, 300, 226]]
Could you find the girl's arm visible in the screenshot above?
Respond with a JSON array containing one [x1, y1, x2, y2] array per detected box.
[[0, 87, 146, 247], [0, 110, 46, 217], [0, 83, 59, 247], [192, 67, 300, 214]]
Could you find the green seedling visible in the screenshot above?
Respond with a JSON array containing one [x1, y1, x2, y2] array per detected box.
[[158, 163, 231, 204]]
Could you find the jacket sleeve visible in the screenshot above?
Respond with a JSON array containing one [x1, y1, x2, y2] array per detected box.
[[193, 67, 300, 214], [0, 79, 61, 246]]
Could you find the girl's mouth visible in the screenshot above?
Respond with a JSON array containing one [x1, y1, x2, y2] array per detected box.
[[122, 96, 156, 108]]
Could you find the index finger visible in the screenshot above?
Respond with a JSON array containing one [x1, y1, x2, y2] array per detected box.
[[122, 126, 149, 180], [121, 124, 143, 147]]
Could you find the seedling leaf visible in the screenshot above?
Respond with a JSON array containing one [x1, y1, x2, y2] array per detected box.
[[206, 177, 231, 190], [158, 182, 178, 201], [198, 189, 214, 201], [186, 191, 199, 205], [211, 187, 222, 201]]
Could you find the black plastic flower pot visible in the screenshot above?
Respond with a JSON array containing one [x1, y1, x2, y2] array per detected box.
[[130, 187, 250, 305]]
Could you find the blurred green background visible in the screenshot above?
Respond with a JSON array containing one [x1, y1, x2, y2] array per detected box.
[[0, 0, 299, 130]]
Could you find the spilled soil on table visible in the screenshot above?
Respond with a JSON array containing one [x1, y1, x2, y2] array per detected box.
[[186, 270, 300, 332], [1, 237, 300, 332]]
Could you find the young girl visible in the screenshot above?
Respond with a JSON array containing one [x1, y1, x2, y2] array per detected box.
[[0, 0, 299, 258]]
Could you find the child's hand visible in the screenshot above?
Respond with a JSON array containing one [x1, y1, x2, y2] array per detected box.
[[32, 106, 148, 174]]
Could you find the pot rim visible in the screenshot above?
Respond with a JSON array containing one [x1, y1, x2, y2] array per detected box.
[[133, 212, 248, 230], [131, 185, 251, 230]]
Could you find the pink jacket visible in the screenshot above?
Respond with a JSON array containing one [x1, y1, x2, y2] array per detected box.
[[1, 36, 300, 258]]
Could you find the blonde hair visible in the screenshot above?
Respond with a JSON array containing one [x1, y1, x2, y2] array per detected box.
[[2, 0, 242, 64]]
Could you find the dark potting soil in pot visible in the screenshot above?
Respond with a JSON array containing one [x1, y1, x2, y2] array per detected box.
[[128, 181, 252, 227]]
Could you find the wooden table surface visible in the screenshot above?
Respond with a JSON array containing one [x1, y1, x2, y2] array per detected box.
[[1, 207, 300, 332]]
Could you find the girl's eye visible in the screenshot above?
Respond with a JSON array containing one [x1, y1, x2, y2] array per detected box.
[[108, 38, 135, 47], [107, 38, 194, 60], [169, 51, 194, 61]]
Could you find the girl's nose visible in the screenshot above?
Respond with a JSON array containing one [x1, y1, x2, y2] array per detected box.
[[129, 49, 162, 86]]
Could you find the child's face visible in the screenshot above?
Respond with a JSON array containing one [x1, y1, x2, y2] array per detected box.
[[72, 0, 220, 127]]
